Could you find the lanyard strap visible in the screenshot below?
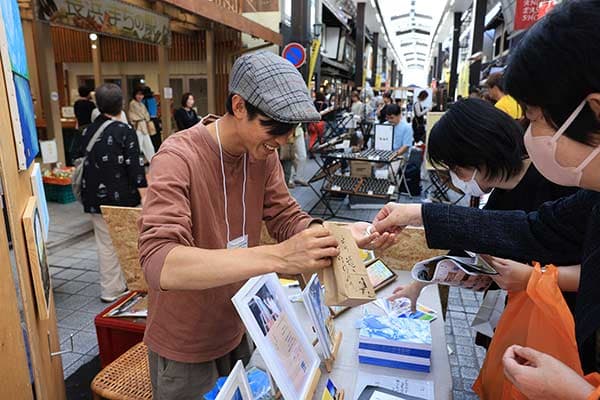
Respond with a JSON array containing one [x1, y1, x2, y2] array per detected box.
[[215, 120, 247, 242]]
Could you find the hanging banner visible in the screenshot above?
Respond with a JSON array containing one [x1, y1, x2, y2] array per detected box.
[[37, 0, 171, 46], [308, 38, 321, 84], [374, 74, 382, 90], [537, 0, 556, 19], [514, 0, 541, 30]]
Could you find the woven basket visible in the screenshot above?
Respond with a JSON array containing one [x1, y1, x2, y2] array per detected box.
[[91, 342, 152, 400]]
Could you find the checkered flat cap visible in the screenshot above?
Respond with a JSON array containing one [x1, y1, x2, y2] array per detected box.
[[229, 51, 321, 123]]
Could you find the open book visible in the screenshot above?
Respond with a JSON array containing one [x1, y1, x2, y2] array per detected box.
[[106, 292, 148, 318], [411, 254, 497, 291]]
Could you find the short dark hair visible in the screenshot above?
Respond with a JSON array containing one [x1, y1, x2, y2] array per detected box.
[[225, 93, 297, 136], [95, 83, 123, 116], [132, 87, 144, 100], [181, 92, 193, 108], [504, 0, 600, 146], [78, 86, 92, 98], [315, 92, 326, 102], [417, 90, 429, 101], [485, 72, 504, 91], [383, 92, 392, 99], [428, 99, 525, 181], [386, 103, 401, 116]]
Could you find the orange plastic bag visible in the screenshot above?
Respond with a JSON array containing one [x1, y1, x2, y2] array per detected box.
[[473, 263, 583, 399], [585, 373, 600, 400]]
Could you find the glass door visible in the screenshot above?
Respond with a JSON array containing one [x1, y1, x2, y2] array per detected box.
[[189, 78, 208, 117], [170, 76, 207, 117]]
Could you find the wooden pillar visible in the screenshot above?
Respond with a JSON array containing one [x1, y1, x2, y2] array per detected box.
[[157, 44, 171, 138], [449, 12, 462, 100], [206, 29, 216, 114], [91, 37, 101, 88], [371, 32, 379, 86], [469, 0, 486, 88], [355, 2, 366, 88], [33, 21, 65, 164]]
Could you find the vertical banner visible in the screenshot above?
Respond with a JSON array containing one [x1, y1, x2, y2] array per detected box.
[[514, 0, 541, 30], [308, 38, 321, 85], [374, 74, 382, 90]]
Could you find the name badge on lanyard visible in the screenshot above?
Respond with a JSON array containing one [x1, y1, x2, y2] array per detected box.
[[227, 234, 248, 249]]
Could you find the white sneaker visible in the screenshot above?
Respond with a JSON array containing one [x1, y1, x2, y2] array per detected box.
[[100, 289, 130, 303]]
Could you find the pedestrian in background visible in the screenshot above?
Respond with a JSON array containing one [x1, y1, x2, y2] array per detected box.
[[128, 87, 156, 161], [174, 92, 200, 131], [76, 83, 147, 302]]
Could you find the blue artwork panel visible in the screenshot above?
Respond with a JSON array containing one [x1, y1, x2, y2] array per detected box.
[[1, 0, 30, 78], [13, 73, 39, 167]]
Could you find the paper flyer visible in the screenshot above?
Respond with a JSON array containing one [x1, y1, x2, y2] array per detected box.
[[412, 255, 496, 291]]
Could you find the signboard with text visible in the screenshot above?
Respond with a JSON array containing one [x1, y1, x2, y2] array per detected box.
[[514, 0, 541, 30], [37, 0, 171, 46]]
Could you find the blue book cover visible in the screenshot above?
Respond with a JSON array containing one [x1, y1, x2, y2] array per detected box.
[[358, 355, 431, 373], [358, 342, 431, 359], [359, 315, 432, 351]]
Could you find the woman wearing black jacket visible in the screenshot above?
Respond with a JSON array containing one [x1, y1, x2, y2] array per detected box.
[[373, 1, 600, 383], [174, 92, 200, 131]]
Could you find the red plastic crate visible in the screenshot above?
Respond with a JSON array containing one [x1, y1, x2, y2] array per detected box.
[[94, 291, 147, 367]]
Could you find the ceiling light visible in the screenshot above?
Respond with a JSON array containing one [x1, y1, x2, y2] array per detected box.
[[89, 33, 98, 41]]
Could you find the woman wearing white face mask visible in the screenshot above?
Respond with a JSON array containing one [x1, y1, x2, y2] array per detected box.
[[389, 98, 577, 342], [371, 0, 600, 377]]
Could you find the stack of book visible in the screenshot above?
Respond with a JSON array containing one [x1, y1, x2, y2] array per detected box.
[[358, 315, 432, 372]]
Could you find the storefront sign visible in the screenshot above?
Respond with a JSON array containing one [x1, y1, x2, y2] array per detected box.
[[37, 0, 171, 46], [514, 0, 541, 30]]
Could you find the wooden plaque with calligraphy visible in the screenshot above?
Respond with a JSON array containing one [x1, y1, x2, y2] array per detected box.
[[320, 222, 376, 307]]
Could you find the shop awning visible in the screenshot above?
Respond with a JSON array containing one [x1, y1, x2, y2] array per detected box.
[[163, 0, 282, 45], [322, 0, 351, 32]]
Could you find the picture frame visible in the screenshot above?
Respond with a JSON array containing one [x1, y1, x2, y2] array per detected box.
[[0, 6, 39, 170], [215, 360, 253, 400], [232, 273, 321, 400], [366, 259, 398, 292], [22, 196, 51, 320], [302, 274, 335, 358], [30, 163, 49, 241]]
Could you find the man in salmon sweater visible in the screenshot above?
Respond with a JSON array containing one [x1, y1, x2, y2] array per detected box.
[[138, 51, 394, 399]]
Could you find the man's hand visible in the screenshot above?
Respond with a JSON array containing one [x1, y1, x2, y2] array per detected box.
[[503, 345, 594, 400], [372, 203, 423, 234], [275, 227, 339, 275], [349, 221, 397, 251], [388, 281, 428, 313], [481, 255, 532, 292]]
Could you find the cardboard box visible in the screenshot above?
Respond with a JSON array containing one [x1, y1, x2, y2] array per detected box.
[[350, 161, 372, 178]]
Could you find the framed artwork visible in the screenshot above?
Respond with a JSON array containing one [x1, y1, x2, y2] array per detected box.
[[0, 3, 39, 170], [302, 274, 335, 359], [30, 163, 49, 241], [23, 197, 51, 320], [215, 360, 253, 400], [232, 273, 320, 400]]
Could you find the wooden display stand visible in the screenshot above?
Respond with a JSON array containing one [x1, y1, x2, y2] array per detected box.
[[323, 331, 343, 373], [304, 368, 322, 400]]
